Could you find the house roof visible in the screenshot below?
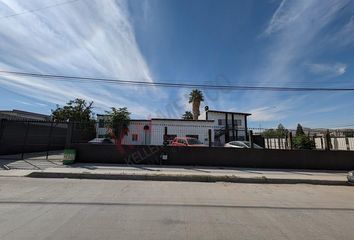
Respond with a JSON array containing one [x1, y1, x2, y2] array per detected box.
[[97, 114, 214, 122], [151, 118, 214, 122], [0, 109, 51, 121], [0, 109, 50, 118], [98, 110, 251, 121], [96, 115, 148, 122], [206, 110, 251, 116]]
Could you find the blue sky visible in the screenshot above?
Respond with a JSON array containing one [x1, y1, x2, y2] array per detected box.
[[0, 0, 354, 129]]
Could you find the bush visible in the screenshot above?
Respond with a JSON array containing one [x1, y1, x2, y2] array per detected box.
[[293, 135, 315, 150]]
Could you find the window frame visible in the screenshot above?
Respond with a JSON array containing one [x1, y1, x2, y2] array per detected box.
[[132, 134, 138, 142], [98, 119, 105, 128]]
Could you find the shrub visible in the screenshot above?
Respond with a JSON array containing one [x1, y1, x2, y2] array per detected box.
[[293, 134, 315, 150]]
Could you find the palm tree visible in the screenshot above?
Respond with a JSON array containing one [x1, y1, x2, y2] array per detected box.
[[188, 89, 204, 120], [182, 111, 193, 120]]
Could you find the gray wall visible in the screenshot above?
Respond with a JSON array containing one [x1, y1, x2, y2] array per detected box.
[[73, 144, 354, 170], [0, 121, 67, 155]]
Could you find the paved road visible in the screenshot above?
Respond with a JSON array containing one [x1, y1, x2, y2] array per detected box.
[[0, 178, 354, 240]]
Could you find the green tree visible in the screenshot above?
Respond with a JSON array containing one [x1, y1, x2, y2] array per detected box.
[[295, 124, 305, 136], [105, 107, 131, 144], [293, 135, 315, 150], [51, 99, 96, 141], [262, 129, 277, 138], [276, 124, 288, 137], [182, 111, 193, 120], [262, 123, 288, 138], [189, 89, 204, 120], [51, 98, 94, 122], [293, 123, 315, 150]]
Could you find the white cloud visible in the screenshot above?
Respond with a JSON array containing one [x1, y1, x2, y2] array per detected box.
[[262, 0, 350, 78], [242, 0, 351, 124], [152, 89, 191, 119], [265, 0, 349, 36], [308, 106, 339, 114], [264, 0, 312, 35], [248, 106, 281, 121], [329, 16, 354, 48], [246, 96, 301, 122], [0, 0, 164, 117], [15, 100, 48, 107], [306, 63, 347, 76], [35, 102, 48, 107], [15, 100, 32, 106]]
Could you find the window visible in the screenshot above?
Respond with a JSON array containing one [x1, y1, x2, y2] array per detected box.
[[178, 139, 186, 144], [187, 138, 202, 145], [218, 119, 242, 126], [186, 135, 198, 139], [98, 119, 105, 128], [132, 134, 138, 142], [165, 134, 177, 141]]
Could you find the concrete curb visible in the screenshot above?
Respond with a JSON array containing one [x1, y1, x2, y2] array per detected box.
[[26, 172, 351, 186]]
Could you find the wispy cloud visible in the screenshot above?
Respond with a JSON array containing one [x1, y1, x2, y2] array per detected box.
[[264, 0, 312, 35], [0, 0, 162, 117], [265, 0, 349, 36], [15, 100, 32, 106], [261, 0, 350, 83], [247, 95, 304, 122], [15, 100, 48, 107], [306, 62, 347, 76], [328, 16, 354, 48], [248, 106, 281, 121], [242, 0, 351, 125], [35, 102, 48, 107]]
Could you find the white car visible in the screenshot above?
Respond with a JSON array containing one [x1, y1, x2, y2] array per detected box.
[[224, 141, 263, 149], [88, 138, 114, 144], [348, 171, 354, 184]]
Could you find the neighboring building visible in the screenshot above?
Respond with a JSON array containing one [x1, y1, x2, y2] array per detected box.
[[203, 110, 251, 144], [96, 108, 251, 146], [0, 109, 51, 121], [290, 128, 354, 138]]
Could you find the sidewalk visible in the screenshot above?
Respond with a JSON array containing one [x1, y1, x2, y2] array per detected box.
[[0, 162, 351, 186]]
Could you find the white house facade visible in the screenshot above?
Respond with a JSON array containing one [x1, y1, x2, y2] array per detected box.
[[204, 110, 251, 144], [96, 109, 251, 146]]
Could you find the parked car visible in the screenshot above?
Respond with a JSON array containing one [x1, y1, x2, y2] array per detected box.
[[164, 139, 174, 146], [88, 138, 114, 144], [348, 171, 354, 184], [170, 137, 207, 147], [224, 141, 263, 149]]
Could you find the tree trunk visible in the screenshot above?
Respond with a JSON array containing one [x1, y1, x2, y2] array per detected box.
[[192, 100, 200, 120]]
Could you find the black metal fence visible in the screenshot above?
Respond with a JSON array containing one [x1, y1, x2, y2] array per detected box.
[[0, 119, 96, 158], [73, 143, 354, 170], [2, 118, 354, 159]]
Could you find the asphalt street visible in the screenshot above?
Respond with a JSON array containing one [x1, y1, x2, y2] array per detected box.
[[0, 177, 354, 240]]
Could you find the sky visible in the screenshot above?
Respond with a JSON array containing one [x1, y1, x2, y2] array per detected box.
[[0, 0, 354, 129]]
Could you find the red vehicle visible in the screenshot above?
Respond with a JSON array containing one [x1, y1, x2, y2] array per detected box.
[[170, 137, 206, 147]]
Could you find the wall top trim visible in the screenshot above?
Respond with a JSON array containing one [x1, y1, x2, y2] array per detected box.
[[207, 110, 251, 116]]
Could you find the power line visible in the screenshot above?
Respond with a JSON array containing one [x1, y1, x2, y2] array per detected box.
[[1, 70, 354, 92], [0, 0, 81, 20]]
